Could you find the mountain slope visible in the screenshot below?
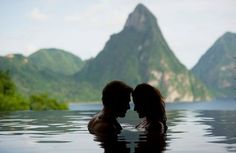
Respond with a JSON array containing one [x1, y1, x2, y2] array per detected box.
[[0, 53, 89, 101], [29, 48, 84, 75], [192, 32, 236, 97], [76, 3, 212, 102]]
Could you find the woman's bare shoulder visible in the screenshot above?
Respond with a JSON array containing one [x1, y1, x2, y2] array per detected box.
[[146, 121, 164, 133]]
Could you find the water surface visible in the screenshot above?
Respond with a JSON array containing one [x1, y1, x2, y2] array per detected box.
[[0, 100, 236, 153]]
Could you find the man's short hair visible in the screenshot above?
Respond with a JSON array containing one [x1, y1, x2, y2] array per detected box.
[[102, 80, 133, 107]]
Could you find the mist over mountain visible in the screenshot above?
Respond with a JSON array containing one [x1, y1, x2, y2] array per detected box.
[[75, 4, 212, 102], [192, 32, 236, 98]]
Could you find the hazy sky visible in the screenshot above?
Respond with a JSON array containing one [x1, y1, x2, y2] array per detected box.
[[0, 0, 235, 69]]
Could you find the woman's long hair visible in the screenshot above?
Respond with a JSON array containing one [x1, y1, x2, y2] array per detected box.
[[132, 83, 167, 124]]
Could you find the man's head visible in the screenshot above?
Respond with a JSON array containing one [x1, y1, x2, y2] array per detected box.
[[102, 80, 133, 117]]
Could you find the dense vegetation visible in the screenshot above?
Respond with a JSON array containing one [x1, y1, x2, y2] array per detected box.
[[0, 71, 68, 111], [29, 48, 84, 75], [75, 4, 212, 101], [0, 71, 28, 110], [0, 49, 100, 102], [192, 32, 236, 98], [29, 94, 68, 110]]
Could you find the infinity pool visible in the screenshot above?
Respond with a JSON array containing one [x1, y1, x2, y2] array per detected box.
[[0, 101, 236, 153]]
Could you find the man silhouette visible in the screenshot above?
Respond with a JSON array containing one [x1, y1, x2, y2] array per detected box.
[[88, 80, 133, 134]]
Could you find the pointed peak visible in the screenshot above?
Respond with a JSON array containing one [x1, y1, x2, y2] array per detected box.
[[124, 3, 157, 31], [135, 3, 150, 12]]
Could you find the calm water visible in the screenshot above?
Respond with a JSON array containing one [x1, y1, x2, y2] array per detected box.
[[0, 99, 236, 153]]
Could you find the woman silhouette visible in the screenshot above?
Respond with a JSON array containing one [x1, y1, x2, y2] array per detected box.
[[132, 83, 167, 133]]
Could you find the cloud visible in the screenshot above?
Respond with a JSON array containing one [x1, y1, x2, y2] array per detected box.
[[30, 8, 49, 21]]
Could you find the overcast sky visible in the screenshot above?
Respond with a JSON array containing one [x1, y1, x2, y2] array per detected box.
[[0, 0, 235, 69]]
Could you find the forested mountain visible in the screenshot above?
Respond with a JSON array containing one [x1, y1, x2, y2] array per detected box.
[[29, 48, 84, 75], [192, 32, 236, 98], [0, 51, 85, 101], [2, 4, 226, 102], [75, 4, 212, 102]]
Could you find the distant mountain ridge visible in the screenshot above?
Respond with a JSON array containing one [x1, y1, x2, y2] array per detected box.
[[3, 3, 234, 102], [192, 32, 236, 98], [75, 4, 212, 102], [0, 49, 86, 100], [29, 48, 84, 75]]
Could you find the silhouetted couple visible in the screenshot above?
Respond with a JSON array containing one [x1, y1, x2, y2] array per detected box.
[[88, 80, 167, 134], [87, 80, 167, 153]]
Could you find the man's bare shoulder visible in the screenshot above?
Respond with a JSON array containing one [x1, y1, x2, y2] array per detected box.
[[88, 113, 117, 134]]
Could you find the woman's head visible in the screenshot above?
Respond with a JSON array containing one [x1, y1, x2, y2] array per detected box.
[[132, 83, 166, 120], [102, 80, 133, 117]]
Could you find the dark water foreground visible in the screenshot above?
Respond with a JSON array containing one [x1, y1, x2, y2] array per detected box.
[[0, 100, 236, 153]]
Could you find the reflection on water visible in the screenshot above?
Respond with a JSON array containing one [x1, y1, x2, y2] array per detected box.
[[0, 111, 102, 153], [197, 111, 236, 152], [93, 133, 130, 153], [0, 109, 236, 153], [166, 110, 236, 153], [92, 127, 167, 153], [134, 132, 167, 153]]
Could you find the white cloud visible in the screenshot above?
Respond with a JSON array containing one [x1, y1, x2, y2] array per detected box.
[[30, 8, 49, 21]]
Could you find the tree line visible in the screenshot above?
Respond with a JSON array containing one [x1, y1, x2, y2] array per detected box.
[[0, 71, 68, 111]]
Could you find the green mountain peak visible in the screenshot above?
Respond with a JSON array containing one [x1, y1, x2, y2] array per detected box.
[[29, 48, 84, 75], [76, 4, 212, 102], [192, 32, 236, 97], [0, 4, 214, 102], [124, 3, 157, 32]]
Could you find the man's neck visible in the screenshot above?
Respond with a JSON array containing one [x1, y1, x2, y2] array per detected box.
[[102, 107, 117, 119]]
